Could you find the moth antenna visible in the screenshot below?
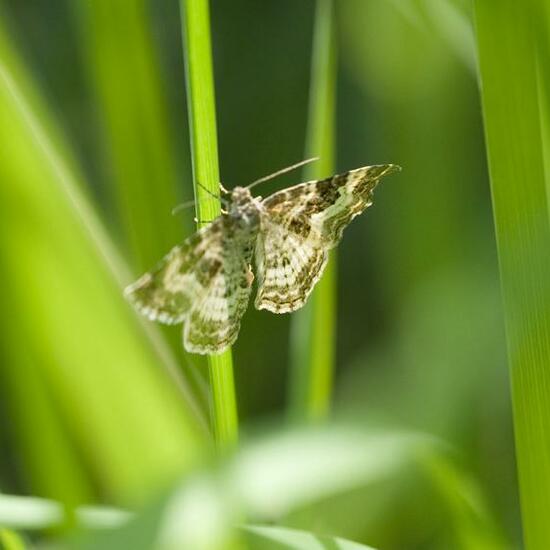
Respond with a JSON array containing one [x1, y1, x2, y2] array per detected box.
[[246, 157, 319, 191], [171, 199, 196, 215]]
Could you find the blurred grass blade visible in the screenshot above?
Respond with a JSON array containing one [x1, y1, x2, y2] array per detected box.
[[387, 0, 476, 75], [71, 0, 209, 433], [227, 427, 432, 518], [0, 17, 206, 504], [0, 344, 94, 507], [421, 453, 508, 550], [0, 530, 27, 550], [180, 0, 239, 448], [474, 1, 550, 547], [72, 1, 189, 273], [242, 524, 377, 549], [46, 426, 496, 549], [71, 477, 240, 550], [289, 0, 337, 422], [0, 494, 130, 531], [0, 495, 62, 530], [64, 427, 434, 549]]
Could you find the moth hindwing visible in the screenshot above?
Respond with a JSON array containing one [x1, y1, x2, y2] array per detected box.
[[125, 164, 400, 354]]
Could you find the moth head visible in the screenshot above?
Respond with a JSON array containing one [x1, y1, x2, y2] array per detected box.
[[230, 186, 253, 207], [228, 186, 260, 226]]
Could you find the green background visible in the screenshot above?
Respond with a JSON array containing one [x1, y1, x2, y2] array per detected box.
[[0, 1, 522, 549]]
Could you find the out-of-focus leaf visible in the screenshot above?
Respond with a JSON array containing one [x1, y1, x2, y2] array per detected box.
[[336, 268, 511, 547], [242, 524, 377, 550], [39, 424, 504, 549], [63, 425, 430, 548], [340, 0, 454, 101], [72, 476, 240, 550], [0, 495, 61, 530], [154, 477, 239, 550], [225, 426, 433, 519], [387, 0, 476, 74], [288, 0, 337, 422], [474, 0, 550, 546], [0, 14, 206, 505], [70, 0, 210, 419], [422, 454, 509, 550], [0, 528, 28, 550], [72, 1, 190, 273]]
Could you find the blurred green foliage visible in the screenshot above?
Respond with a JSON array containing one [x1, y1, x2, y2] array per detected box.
[[289, 0, 338, 422], [0, 0, 528, 548], [475, 0, 550, 547]]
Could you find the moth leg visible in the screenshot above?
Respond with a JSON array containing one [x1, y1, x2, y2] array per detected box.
[[194, 217, 214, 225], [245, 263, 254, 287], [219, 182, 229, 194]]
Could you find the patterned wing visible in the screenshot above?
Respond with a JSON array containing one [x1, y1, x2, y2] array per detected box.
[[125, 216, 256, 354], [255, 164, 399, 313]]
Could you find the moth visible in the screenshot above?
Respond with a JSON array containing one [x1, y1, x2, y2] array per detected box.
[[125, 163, 400, 354]]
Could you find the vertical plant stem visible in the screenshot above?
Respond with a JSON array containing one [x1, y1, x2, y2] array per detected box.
[[289, 0, 337, 421], [474, 1, 550, 547], [180, 0, 238, 448]]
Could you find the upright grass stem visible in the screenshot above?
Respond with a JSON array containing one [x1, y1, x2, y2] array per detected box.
[[180, 0, 238, 448], [289, 0, 337, 421], [474, 1, 550, 547]]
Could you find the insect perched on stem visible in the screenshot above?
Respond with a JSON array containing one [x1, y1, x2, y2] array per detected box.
[[125, 161, 400, 354]]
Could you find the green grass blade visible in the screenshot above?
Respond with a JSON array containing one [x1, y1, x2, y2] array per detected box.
[[72, 1, 189, 273], [422, 452, 508, 550], [0, 529, 27, 550], [180, 0, 238, 448], [0, 494, 130, 531], [387, 0, 476, 75], [289, 0, 337, 421], [242, 524, 377, 549], [0, 17, 206, 503], [474, 1, 550, 547], [71, 0, 209, 428]]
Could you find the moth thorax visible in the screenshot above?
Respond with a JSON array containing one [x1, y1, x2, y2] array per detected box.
[[230, 187, 256, 214], [230, 186, 253, 205], [229, 186, 260, 227]]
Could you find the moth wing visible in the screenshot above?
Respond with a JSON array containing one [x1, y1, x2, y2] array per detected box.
[[184, 235, 255, 355], [254, 216, 327, 313], [125, 217, 255, 354], [124, 225, 217, 325], [255, 164, 398, 313]]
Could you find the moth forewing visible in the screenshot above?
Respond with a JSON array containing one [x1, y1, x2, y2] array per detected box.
[[253, 164, 399, 313]]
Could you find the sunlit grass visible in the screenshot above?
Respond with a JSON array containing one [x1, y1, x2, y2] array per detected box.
[[180, 0, 239, 448], [0, 0, 537, 548], [71, 1, 187, 273], [0, 529, 27, 550], [0, 13, 206, 506], [474, 1, 550, 547], [289, 0, 338, 422]]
